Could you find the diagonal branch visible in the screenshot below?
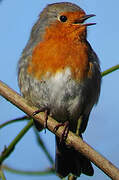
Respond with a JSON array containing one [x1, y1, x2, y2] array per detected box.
[[0, 76, 119, 179]]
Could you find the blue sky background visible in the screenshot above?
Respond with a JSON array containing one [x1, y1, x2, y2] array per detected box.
[[0, 0, 119, 180]]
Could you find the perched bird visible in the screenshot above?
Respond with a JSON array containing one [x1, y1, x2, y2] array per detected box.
[[18, 2, 101, 178]]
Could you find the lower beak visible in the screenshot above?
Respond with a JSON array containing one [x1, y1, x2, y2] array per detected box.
[[74, 14, 96, 26], [83, 22, 96, 26]]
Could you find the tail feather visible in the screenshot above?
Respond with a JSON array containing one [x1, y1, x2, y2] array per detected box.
[[55, 136, 94, 178]]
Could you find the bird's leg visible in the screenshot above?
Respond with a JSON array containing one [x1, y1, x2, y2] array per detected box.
[[76, 115, 83, 135], [54, 121, 69, 142], [33, 107, 50, 132]]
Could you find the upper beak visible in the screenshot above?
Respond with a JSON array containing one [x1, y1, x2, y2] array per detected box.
[[74, 14, 96, 26]]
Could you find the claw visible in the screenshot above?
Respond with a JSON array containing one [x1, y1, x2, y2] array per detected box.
[[54, 121, 69, 142], [33, 107, 50, 132]]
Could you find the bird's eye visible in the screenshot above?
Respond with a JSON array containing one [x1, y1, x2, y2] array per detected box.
[[59, 15, 67, 22]]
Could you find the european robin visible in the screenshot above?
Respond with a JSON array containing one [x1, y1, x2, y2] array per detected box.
[[18, 2, 101, 178]]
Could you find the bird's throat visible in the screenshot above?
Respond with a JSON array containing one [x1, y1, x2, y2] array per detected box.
[[27, 31, 89, 81]]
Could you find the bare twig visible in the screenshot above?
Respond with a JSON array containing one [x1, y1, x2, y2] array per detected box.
[[0, 169, 6, 180], [101, 64, 119, 77], [0, 119, 33, 164], [0, 116, 28, 129], [33, 128, 54, 165], [2, 165, 55, 176]]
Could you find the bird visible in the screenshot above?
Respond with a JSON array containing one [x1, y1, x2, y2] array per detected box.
[[18, 2, 101, 178]]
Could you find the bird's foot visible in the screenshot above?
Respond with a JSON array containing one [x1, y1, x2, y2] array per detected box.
[[33, 107, 50, 132], [54, 121, 69, 142]]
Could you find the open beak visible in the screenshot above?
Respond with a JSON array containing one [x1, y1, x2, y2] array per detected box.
[[74, 14, 96, 26]]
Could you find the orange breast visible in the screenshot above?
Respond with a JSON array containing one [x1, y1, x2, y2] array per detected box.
[[27, 27, 90, 81]]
